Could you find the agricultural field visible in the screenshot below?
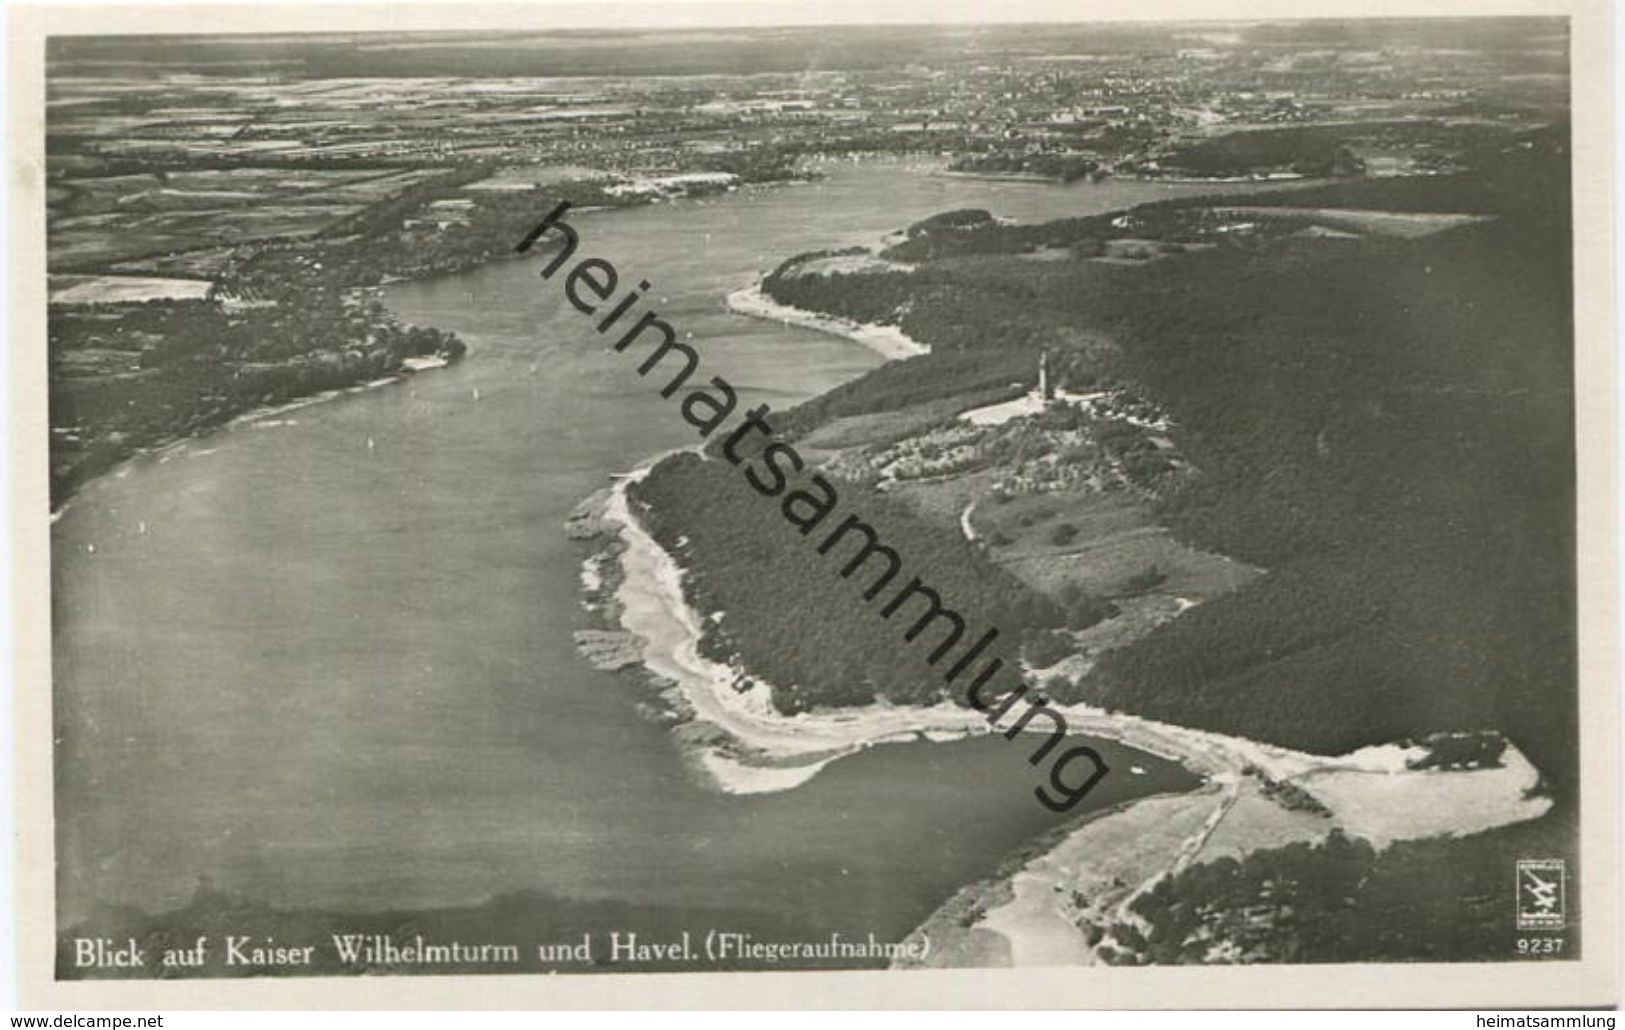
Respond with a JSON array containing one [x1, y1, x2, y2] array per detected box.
[[46, 167, 451, 271], [48, 274, 213, 305], [463, 164, 613, 191], [972, 488, 1261, 603]]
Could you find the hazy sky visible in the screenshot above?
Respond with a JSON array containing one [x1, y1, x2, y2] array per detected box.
[[29, 0, 1536, 33]]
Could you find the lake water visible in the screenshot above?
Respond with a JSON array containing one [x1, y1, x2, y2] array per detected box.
[[53, 161, 1238, 948]]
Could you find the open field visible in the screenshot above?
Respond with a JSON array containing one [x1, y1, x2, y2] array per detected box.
[[974, 489, 1261, 601], [46, 167, 451, 269], [1212, 205, 1494, 238], [463, 163, 611, 190], [49, 273, 213, 304]]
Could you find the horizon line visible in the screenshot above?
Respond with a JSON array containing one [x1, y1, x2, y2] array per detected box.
[[30, 0, 1569, 39]]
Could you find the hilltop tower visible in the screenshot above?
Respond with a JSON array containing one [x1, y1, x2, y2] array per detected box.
[[1038, 349, 1055, 404]]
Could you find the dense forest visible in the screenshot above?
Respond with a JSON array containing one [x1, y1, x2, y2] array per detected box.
[[628, 450, 1115, 712], [603, 122, 1581, 964], [1155, 123, 1370, 178], [1148, 119, 1520, 179], [947, 152, 1103, 182], [1071, 155, 1575, 795], [755, 127, 1576, 796]]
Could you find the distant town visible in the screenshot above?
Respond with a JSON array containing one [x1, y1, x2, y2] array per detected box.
[[48, 23, 1564, 278], [45, 25, 1564, 504]]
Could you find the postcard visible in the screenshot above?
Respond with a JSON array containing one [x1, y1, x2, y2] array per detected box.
[[10, 0, 1618, 1009]]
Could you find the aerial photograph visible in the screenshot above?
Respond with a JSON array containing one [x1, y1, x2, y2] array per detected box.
[[41, 14, 1580, 979]]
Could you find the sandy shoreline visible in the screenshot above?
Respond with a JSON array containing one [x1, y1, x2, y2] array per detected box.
[[932, 169, 1071, 185], [592, 461, 1550, 805], [725, 283, 929, 362]]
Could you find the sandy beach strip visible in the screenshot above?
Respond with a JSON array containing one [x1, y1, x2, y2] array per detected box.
[[725, 282, 930, 362], [605, 458, 1310, 790], [601, 457, 1556, 849]]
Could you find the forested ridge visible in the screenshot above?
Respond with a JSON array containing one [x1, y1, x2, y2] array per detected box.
[[628, 452, 1108, 712], [749, 130, 1577, 796], [628, 124, 1576, 966]]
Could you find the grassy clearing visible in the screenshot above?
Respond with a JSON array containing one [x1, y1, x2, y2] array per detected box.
[[1213, 205, 1494, 238], [975, 489, 1261, 601]]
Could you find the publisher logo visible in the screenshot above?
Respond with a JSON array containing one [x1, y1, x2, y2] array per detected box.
[[1516, 859, 1566, 930]]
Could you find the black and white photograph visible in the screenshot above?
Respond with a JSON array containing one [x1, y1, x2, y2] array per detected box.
[[9, 0, 1619, 1010]]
